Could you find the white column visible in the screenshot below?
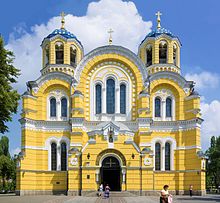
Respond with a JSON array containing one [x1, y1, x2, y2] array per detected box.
[[122, 169, 126, 183], [102, 87, 106, 114], [57, 99, 61, 120], [161, 144, 165, 171], [57, 143, 61, 170], [115, 87, 120, 114], [162, 99, 166, 121]]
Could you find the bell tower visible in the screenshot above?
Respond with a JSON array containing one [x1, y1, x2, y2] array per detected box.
[[138, 11, 181, 75], [40, 12, 84, 76]]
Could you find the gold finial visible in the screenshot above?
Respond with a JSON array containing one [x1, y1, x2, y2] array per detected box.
[[108, 28, 114, 45], [60, 11, 66, 29], [155, 11, 162, 29]]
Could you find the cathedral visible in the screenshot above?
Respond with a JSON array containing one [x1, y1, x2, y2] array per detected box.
[[16, 12, 206, 196]]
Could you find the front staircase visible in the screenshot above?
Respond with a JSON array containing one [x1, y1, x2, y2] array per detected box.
[[85, 191, 137, 197]]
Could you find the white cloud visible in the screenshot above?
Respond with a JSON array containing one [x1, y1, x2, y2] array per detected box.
[[11, 147, 20, 157], [185, 71, 219, 90], [6, 0, 152, 92], [201, 100, 220, 149]]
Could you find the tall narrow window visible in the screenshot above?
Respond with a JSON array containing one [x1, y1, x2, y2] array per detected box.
[[61, 143, 67, 171], [70, 45, 76, 67], [50, 98, 56, 117], [55, 42, 64, 64], [146, 45, 152, 67], [165, 142, 171, 170], [106, 79, 115, 114], [45, 45, 49, 66], [155, 97, 161, 117], [166, 98, 172, 117], [61, 98, 67, 117], [159, 41, 167, 64], [120, 84, 126, 114], [173, 44, 177, 65], [96, 84, 102, 114], [51, 143, 57, 171], [155, 143, 161, 170]]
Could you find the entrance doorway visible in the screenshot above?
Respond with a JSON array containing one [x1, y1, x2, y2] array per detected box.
[[101, 156, 121, 191]]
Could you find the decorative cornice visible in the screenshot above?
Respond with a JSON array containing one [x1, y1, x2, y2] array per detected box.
[[19, 118, 70, 132]]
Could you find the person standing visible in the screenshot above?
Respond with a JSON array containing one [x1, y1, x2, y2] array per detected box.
[[105, 184, 110, 198], [189, 185, 193, 197], [98, 183, 103, 197]]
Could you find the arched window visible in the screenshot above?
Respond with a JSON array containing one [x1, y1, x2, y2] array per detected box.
[[165, 142, 171, 170], [61, 98, 67, 117], [120, 84, 126, 114], [51, 143, 57, 171], [159, 41, 167, 64], [155, 143, 161, 170], [61, 143, 67, 171], [55, 42, 64, 64], [96, 84, 102, 114], [106, 79, 115, 114], [146, 45, 152, 67], [50, 98, 56, 117], [166, 98, 172, 117], [173, 44, 177, 65], [45, 45, 49, 66], [70, 45, 77, 66], [155, 97, 161, 117]]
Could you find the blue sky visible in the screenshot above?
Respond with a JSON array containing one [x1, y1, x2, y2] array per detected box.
[[1, 0, 220, 155]]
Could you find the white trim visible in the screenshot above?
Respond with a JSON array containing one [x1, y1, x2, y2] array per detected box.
[[176, 145, 201, 150], [74, 45, 147, 83], [99, 153, 123, 167]]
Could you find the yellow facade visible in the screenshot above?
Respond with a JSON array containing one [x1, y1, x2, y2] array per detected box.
[[16, 16, 206, 196]]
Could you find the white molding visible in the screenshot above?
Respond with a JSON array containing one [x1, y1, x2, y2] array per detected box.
[[20, 118, 70, 132], [99, 153, 124, 167], [74, 45, 147, 83], [176, 145, 201, 150]]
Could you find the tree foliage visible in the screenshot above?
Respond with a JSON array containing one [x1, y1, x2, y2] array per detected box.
[[0, 136, 10, 157], [0, 155, 14, 191], [206, 136, 220, 189], [0, 36, 20, 133]]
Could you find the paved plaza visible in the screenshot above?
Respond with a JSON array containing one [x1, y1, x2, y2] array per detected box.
[[0, 194, 220, 203]]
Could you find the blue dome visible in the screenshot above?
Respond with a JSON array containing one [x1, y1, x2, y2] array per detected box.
[[45, 28, 82, 46], [141, 27, 176, 45], [46, 28, 76, 39]]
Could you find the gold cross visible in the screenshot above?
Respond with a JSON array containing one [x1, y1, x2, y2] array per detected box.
[[60, 11, 66, 29], [108, 28, 114, 45], [155, 11, 162, 29]]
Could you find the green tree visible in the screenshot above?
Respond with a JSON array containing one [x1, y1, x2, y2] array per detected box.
[[0, 36, 20, 133], [0, 155, 14, 192], [206, 136, 220, 190], [0, 136, 10, 157]]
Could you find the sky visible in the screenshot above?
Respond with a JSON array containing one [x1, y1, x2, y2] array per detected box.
[[1, 0, 220, 155]]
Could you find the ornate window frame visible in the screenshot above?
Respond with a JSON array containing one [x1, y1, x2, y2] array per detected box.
[[46, 136, 70, 171], [47, 90, 69, 121], [153, 89, 175, 121], [152, 137, 176, 171], [90, 65, 132, 121]]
